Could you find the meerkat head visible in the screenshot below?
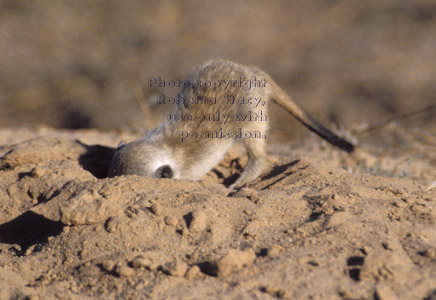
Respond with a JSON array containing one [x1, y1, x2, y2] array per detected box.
[[108, 140, 176, 179]]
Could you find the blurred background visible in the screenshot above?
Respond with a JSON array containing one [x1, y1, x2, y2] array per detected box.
[[1, 0, 435, 142]]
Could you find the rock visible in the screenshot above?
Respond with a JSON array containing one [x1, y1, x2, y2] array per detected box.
[[162, 261, 188, 277], [130, 251, 171, 271], [105, 216, 127, 233], [115, 265, 134, 277], [60, 189, 122, 225], [215, 249, 256, 277], [232, 188, 259, 203], [131, 256, 153, 269], [151, 204, 163, 216], [101, 260, 116, 272], [423, 248, 436, 259], [188, 210, 207, 233], [185, 265, 202, 280], [260, 286, 289, 299], [267, 245, 284, 258], [375, 284, 399, 300], [164, 215, 179, 226], [30, 167, 46, 178]]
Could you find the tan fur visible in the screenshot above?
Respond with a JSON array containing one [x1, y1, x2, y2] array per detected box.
[[109, 60, 354, 188]]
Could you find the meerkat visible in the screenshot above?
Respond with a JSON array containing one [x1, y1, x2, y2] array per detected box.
[[108, 60, 354, 188]]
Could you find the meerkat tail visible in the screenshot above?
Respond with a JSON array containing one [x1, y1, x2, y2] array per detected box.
[[271, 83, 355, 153]]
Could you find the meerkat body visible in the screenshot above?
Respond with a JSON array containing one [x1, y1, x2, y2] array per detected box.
[[109, 60, 354, 188]]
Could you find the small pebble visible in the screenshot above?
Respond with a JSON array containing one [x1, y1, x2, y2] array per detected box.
[[267, 245, 283, 258], [105, 216, 125, 233], [115, 265, 134, 277], [185, 265, 201, 280], [189, 211, 207, 233], [260, 286, 289, 299], [102, 260, 115, 272], [162, 260, 188, 277], [165, 216, 178, 226], [423, 248, 436, 259], [131, 256, 152, 269], [233, 188, 259, 203], [375, 284, 399, 300], [151, 204, 163, 216], [31, 167, 46, 178], [337, 287, 356, 299], [216, 248, 255, 277]]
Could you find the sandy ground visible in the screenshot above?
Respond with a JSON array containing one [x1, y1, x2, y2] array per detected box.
[[1, 1, 436, 299], [0, 125, 435, 300]]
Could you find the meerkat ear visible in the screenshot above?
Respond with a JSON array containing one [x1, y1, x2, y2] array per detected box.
[[156, 165, 173, 179]]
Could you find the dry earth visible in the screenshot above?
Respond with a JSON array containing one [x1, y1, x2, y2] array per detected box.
[[1, 2, 436, 299], [0, 126, 435, 300]]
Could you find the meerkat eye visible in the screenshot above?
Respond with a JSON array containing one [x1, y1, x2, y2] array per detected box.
[[156, 165, 173, 179]]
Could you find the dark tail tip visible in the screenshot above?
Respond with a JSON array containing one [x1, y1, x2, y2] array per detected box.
[[304, 116, 355, 153], [338, 139, 355, 153], [319, 131, 355, 153]]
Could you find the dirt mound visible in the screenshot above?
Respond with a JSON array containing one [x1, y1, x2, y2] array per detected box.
[[0, 127, 435, 300]]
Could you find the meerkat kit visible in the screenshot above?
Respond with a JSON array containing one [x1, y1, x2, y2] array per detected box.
[[109, 60, 354, 188]]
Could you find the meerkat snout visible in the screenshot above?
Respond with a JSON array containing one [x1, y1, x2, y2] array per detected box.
[[108, 139, 178, 179]]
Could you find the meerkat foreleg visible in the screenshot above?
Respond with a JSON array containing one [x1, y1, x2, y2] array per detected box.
[[230, 138, 266, 189]]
